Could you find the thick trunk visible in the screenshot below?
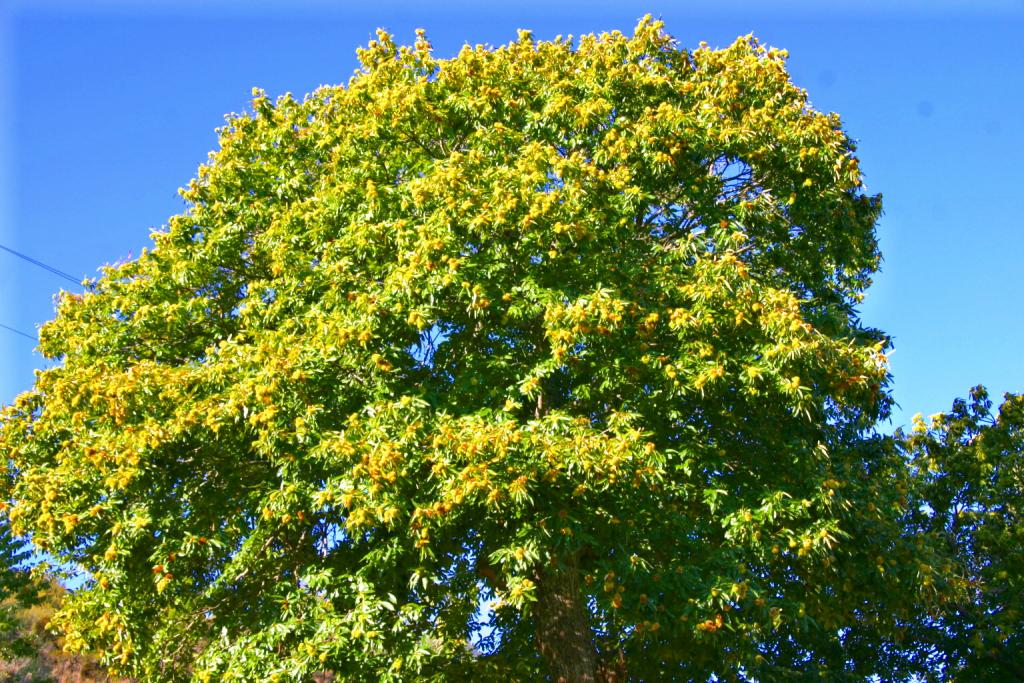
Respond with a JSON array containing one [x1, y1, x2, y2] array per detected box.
[[534, 556, 599, 683]]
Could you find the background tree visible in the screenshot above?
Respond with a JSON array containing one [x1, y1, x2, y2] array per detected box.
[[897, 388, 1024, 681], [0, 518, 37, 660], [0, 577, 132, 683], [0, 18, 948, 681]]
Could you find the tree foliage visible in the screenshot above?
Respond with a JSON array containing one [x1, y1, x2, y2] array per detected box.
[[0, 18, 964, 681], [0, 578, 130, 683], [898, 388, 1024, 681], [0, 518, 37, 660]]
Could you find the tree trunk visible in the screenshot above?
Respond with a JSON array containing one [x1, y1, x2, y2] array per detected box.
[[534, 556, 599, 683]]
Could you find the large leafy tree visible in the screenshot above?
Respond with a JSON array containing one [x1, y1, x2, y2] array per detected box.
[[0, 18, 949, 681], [897, 388, 1024, 681]]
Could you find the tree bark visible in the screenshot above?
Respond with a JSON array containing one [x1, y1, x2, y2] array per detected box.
[[534, 555, 599, 683]]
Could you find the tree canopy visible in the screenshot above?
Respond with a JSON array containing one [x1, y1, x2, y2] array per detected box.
[[0, 17, 996, 682], [897, 389, 1024, 680]]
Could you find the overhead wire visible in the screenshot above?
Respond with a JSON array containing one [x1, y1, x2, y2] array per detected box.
[[0, 242, 81, 285], [0, 323, 35, 342], [1, 241, 79, 344]]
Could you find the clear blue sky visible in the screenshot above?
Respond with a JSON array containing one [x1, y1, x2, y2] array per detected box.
[[2, 1, 1022, 429]]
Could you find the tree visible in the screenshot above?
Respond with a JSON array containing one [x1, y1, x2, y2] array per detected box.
[[0, 517, 37, 659], [0, 577, 132, 683], [0, 439, 45, 665], [0, 18, 948, 681], [897, 388, 1024, 681]]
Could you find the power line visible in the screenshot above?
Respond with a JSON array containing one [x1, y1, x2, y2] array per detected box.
[[0, 323, 35, 342], [0, 242, 70, 343], [0, 243, 80, 285]]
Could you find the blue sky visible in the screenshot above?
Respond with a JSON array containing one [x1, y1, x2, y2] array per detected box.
[[1, 1, 1022, 429]]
